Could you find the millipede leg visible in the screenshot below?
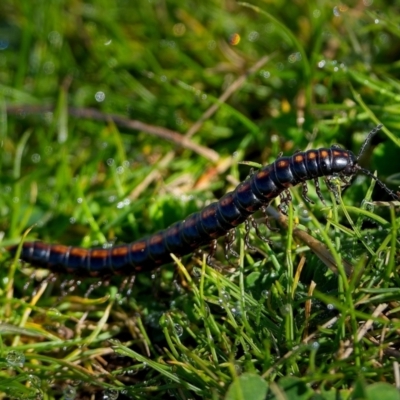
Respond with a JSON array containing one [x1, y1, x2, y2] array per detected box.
[[244, 219, 257, 250], [119, 274, 136, 298], [278, 190, 292, 215], [85, 280, 104, 298], [224, 229, 239, 259], [249, 215, 272, 244], [261, 206, 279, 232], [325, 176, 340, 203], [23, 271, 37, 293], [126, 275, 136, 297], [313, 178, 326, 205], [206, 239, 218, 266], [301, 181, 314, 204], [29, 272, 57, 298]]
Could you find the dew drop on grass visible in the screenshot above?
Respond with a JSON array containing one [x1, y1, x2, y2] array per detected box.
[[298, 205, 311, 222], [28, 374, 41, 388], [221, 291, 230, 302], [47, 308, 61, 320], [63, 385, 77, 400], [261, 290, 269, 298], [192, 267, 201, 278], [203, 304, 210, 317], [6, 350, 25, 367], [313, 9, 321, 18], [95, 91, 105, 102], [333, 6, 340, 16], [174, 324, 183, 337], [311, 341, 320, 350], [31, 153, 41, 163], [260, 70, 270, 78], [280, 304, 291, 315], [288, 52, 301, 63], [248, 31, 259, 42], [234, 363, 242, 374], [103, 389, 119, 400]]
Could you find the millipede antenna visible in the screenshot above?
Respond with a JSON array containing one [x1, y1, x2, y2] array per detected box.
[[356, 166, 400, 201], [357, 124, 383, 160]]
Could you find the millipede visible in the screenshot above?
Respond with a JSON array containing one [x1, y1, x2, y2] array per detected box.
[[8, 125, 399, 276]]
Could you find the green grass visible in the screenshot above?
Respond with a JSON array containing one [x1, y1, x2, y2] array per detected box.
[[1, 1, 400, 399]]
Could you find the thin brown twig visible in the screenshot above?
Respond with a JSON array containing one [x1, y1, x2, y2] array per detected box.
[[184, 53, 276, 139], [6, 105, 220, 162]]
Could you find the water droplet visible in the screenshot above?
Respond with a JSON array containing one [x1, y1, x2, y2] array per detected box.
[[311, 341, 320, 350], [63, 385, 77, 400], [260, 70, 270, 79], [313, 9, 321, 18], [203, 304, 210, 317], [261, 290, 269, 298], [28, 374, 41, 388], [298, 206, 311, 222], [47, 308, 61, 320], [6, 350, 25, 367], [48, 31, 62, 47], [333, 6, 340, 17], [174, 324, 183, 337], [234, 363, 242, 374], [327, 303, 335, 311], [192, 267, 201, 278], [172, 22, 186, 37], [103, 388, 119, 400], [288, 52, 301, 63], [280, 304, 291, 315], [221, 291, 231, 302], [248, 31, 259, 42], [31, 153, 41, 163], [95, 91, 105, 102]]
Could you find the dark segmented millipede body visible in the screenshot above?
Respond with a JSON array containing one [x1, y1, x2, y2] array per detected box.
[[8, 125, 399, 276]]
